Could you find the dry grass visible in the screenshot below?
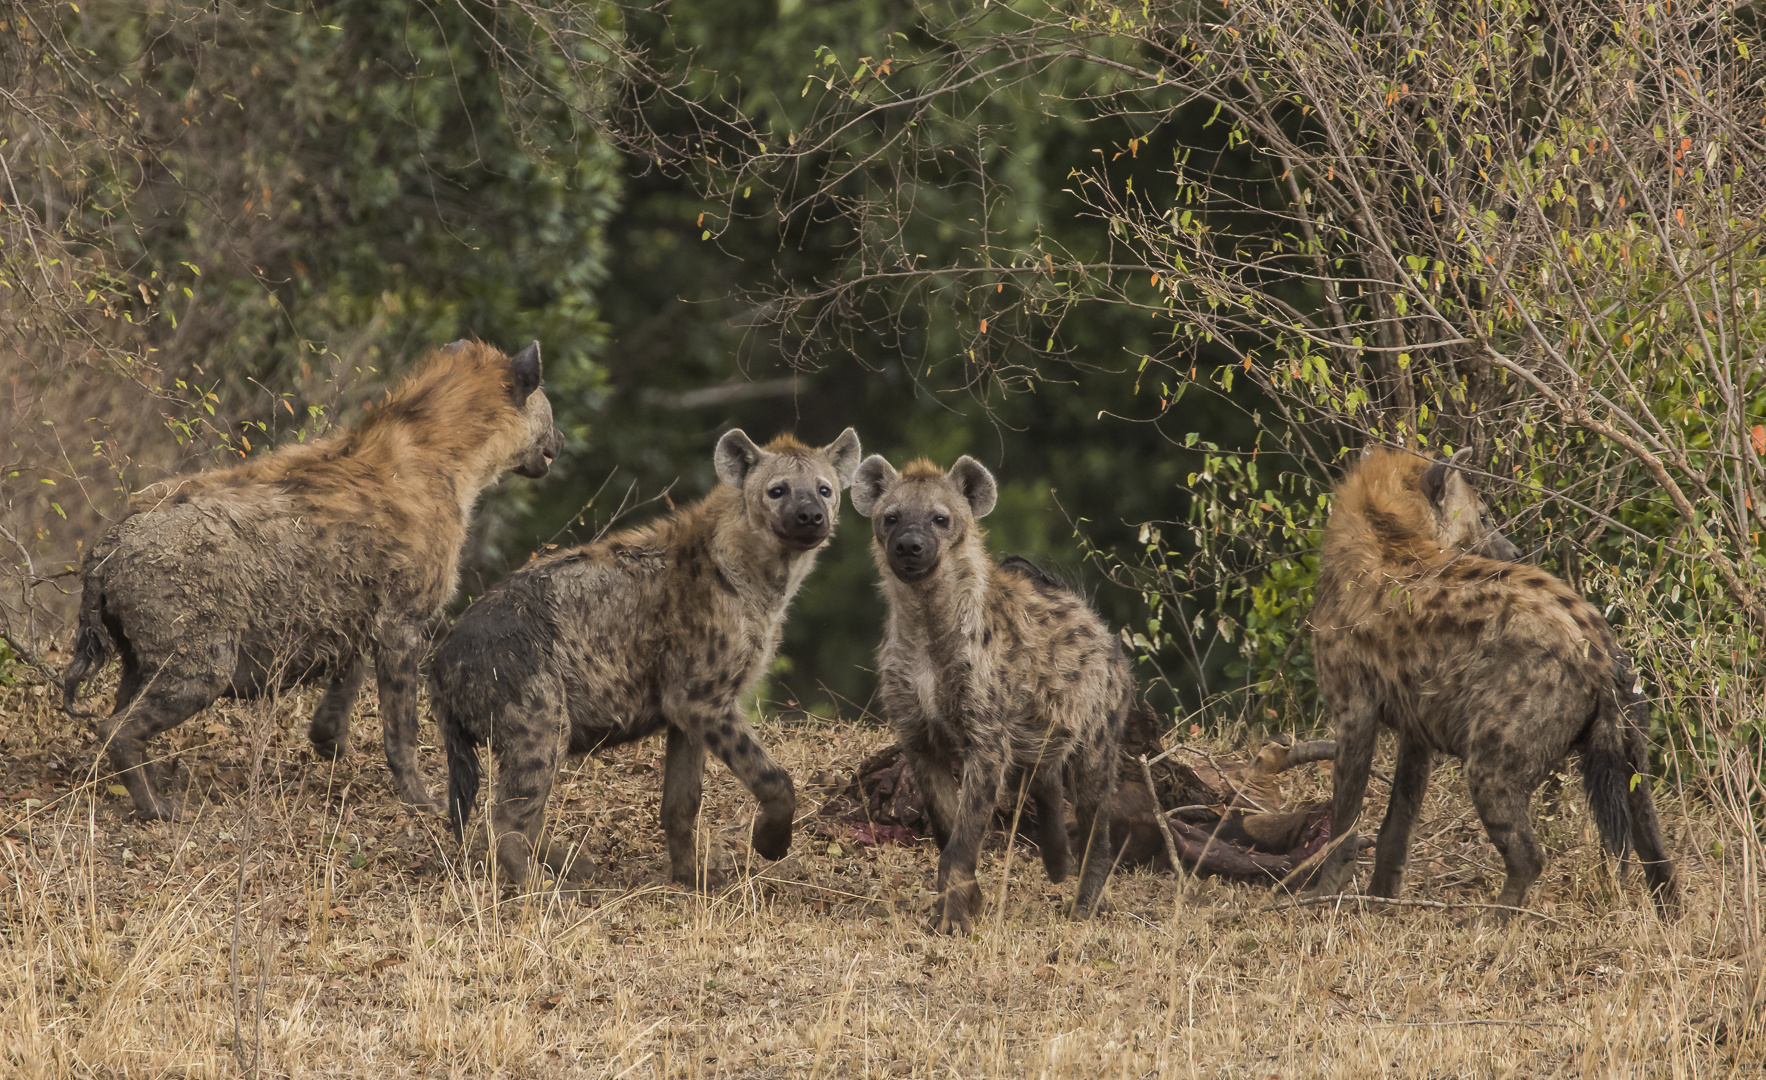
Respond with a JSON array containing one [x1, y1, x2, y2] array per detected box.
[[1, 670, 1760, 1079]]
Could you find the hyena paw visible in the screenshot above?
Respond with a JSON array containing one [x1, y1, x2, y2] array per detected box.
[[309, 736, 348, 762], [1068, 891, 1110, 921], [672, 865, 731, 893], [135, 798, 184, 823], [751, 815, 793, 862], [931, 880, 982, 936]]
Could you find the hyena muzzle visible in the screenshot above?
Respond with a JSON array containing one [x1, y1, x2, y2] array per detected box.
[[1305, 447, 1679, 916], [434, 427, 861, 895]]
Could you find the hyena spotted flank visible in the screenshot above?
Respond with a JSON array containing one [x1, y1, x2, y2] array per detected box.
[[851, 454, 1131, 934], [435, 428, 861, 893], [63, 340, 561, 819], [1305, 447, 1679, 915]]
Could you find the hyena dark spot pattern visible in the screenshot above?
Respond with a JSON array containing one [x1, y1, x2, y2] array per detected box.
[[1304, 447, 1679, 917], [434, 428, 861, 894], [64, 340, 561, 820], [852, 454, 1132, 935]]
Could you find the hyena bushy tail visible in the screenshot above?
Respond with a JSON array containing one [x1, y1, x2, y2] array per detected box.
[[61, 584, 115, 712], [437, 687, 488, 842], [436, 667, 498, 843], [1579, 691, 1635, 863]]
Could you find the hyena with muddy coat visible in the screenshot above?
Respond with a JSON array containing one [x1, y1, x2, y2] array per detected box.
[[851, 455, 1131, 934], [1305, 447, 1679, 915], [63, 340, 561, 819], [435, 428, 861, 892]]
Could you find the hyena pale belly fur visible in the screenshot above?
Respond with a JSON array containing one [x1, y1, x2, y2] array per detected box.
[[435, 428, 861, 893], [851, 454, 1131, 935], [1305, 447, 1679, 916], [62, 340, 562, 820]]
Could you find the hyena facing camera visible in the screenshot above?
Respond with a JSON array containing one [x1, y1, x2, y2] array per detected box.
[[852, 454, 1131, 935]]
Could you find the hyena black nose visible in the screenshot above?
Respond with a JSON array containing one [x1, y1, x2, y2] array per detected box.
[[894, 538, 922, 557], [798, 508, 825, 526]]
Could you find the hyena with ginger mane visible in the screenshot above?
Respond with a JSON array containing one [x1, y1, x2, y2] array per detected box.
[[851, 454, 1131, 935], [1305, 447, 1679, 915], [63, 340, 562, 819], [435, 428, 861, 893]]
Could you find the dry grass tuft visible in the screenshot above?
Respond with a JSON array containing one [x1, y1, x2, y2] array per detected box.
[[2, 671, 1759, 1078]]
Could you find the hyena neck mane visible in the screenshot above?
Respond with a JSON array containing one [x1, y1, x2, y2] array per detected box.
[[1323, 449, 1466, 580], [880, 527, 992, 651]]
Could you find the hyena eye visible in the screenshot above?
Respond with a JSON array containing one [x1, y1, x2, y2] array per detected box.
[[932, 514, 950, 528], [768, 485, 787, 499], [883, 512, 899, 526], [818, 485, 832, 498]]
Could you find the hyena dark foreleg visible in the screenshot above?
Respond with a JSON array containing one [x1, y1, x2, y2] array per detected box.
[[1026, 768, 1070, 884], [902, 733, 961, 850], [374, 628, 439, 811], [1308, 701, 1381, 897], [1368, 732, 1432, 898], [934, 741, 1008, 935], [1067, 734, 1118, 920], [308, 657, 367, 761], [661, 724, 710, 887], [687, 700, 796, 863]]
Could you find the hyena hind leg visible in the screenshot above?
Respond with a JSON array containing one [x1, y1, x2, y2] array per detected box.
[[308, 658, 367, 761], [1367, 733, 1432, 898], [1067, 739, 1119, 920], [101, 668, 229, 821], [483, 695, 581, 896], [1466, 769, 1546, 913]]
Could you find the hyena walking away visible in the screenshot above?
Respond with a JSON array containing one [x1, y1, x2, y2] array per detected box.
[[851, 455, 1131, 934], [63, 341, 561, 819], [435, 428, 861, 892], [1305, 447, 1679, 915]]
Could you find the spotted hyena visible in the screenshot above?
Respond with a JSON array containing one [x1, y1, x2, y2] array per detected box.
[[434, 428, 862, 892], [63, 340, 562, 819], [1305, 447, 1679, 915], [850, 454, 1132, 934]]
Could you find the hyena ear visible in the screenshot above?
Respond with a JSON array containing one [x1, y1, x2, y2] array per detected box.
[[821, 428, 863, 489], [508, 341, 543, 404], [1420, 447, 1474, 505], [849, 455, 897, 517], [715, 429, 767, 489], [947, 456, 998, 519]]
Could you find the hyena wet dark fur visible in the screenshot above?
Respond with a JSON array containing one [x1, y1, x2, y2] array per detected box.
[[851, 454, 1132, 935], [435, 428, 861, 892], [1305, 447, 1679, 915], [63, 340, 562, 820]]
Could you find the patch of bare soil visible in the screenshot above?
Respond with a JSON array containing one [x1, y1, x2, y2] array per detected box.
[[0, 670, 1756, 1078]]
